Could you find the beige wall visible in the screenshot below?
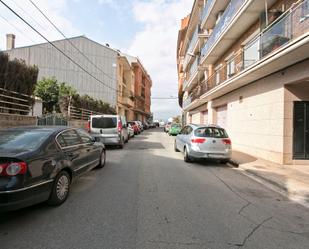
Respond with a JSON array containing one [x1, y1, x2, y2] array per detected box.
[[209, 60, 309, 164]]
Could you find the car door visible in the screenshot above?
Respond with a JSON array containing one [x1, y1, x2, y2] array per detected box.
[[183, 126, 193, 147], [177, 126, 188, 152], [76, 129, 101, 170], [57, 130, 83, 174], [121, 116, 129, 141]]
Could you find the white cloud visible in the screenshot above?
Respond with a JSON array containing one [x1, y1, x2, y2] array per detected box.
[[128, 0, 192, 120], [0, 0, 80, 50]]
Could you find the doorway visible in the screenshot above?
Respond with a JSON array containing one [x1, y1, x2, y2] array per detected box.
[[293, 101, 309, 159]]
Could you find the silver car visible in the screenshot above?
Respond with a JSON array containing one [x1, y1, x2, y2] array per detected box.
[[174, 124, 231, 163], [88, 115, 129, 149]]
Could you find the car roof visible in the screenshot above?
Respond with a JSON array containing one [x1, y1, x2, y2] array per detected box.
[[0, 126, 81, 136], [188, 123, 223, 129], [90, 114, 118, 118]]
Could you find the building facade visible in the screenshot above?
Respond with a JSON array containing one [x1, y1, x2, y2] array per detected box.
[[5, 35, 118, 107], [117, 54, 135, 121], [126, 55, 152, 122], [177, 0, 309, 165]]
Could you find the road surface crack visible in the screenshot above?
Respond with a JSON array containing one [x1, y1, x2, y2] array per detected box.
[[235, 216, 273, 247]]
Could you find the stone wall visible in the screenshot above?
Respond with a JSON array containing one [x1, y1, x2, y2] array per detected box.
[[68, 119, 88, 129], [0, 114, 37, 128]]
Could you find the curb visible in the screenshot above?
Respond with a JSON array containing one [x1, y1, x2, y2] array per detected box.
[[227, 159, 239, 168], [244, 169, 289, 193]]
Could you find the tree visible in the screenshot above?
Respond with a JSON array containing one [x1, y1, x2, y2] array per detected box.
[[34, 77, 60, 113]]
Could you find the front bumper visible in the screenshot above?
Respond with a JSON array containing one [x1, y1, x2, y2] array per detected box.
[[0, 180, 53, 212]]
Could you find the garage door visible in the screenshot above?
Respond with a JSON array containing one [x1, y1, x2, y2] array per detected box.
[[216, 105, 227, 128], [201, 111, 208, 124], [191, 113, 201, 124]]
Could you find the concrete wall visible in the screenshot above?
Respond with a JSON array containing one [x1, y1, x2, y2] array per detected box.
[[0, 114, 37, 128]]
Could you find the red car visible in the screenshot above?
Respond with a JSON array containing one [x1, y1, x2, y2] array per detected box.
[[128, 121, 140, 135]]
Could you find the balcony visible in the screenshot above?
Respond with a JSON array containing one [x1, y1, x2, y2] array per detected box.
[[200, 0, 230, 30], [201, 0, 245, 60], [183, 26, 199, 70], [183, 56, 204, 91], [200, 0, 277, 66], [185, 0, 309, 110]]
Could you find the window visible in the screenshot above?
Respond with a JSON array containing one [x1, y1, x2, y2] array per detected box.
[[59, 130, 81, 147], [57, 134, 67, 147], [0, 130, 52, 151], [227, 59, 235, 78], [92, 117, 117, 128], [194, 127, 228, 138], [215, 69, 220, 85], [77, 129, 93, 144]]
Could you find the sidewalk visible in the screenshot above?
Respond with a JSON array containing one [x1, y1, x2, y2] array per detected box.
[[230, 150, 309, 208]]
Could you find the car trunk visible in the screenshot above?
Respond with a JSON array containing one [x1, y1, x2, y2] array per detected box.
[[91, 116, 118, 137]]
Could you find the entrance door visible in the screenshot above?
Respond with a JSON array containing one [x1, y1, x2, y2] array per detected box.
[[293, 102, 309, 159]]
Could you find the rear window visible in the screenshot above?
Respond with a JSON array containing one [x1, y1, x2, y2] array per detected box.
[[0, 130, 52, 150], [92, 117, 117, 129], [194, 127, 228, 138]]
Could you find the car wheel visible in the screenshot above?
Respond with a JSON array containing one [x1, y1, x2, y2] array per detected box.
[[97, 149, 106, 168], [48, 171, 71, 206], [220, 159, 229, 164], [184, 147, 192, 163], [174, 141, 179, 152]]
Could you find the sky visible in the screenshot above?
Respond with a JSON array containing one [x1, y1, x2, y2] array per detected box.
[[0, 0, 193, 120]]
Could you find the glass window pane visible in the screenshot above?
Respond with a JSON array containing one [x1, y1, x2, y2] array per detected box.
[[61, 130, 81, 146]]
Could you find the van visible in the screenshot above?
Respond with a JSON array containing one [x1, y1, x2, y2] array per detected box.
[[88, 115, 129, 148]]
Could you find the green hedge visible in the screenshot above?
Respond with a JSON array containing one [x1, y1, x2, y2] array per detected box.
[[0, 52, 38, 95]]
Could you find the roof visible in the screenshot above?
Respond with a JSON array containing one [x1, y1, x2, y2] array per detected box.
[[3, 35, 119, 54]]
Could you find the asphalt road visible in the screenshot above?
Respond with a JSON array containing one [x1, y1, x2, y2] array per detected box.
[[1, 128, 309, 249]]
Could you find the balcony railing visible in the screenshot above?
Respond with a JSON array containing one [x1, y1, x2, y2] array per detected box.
[[186, 0, 309, 109], [188, 26, 199, 54], [201, 0, 215, 26], [183, 26, 200, 70], [201, 0, 245, 58]]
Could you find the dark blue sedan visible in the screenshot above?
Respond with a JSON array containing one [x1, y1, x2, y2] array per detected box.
[[0, 126, 106, 212]]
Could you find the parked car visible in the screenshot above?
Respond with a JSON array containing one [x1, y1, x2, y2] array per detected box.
[[136, 121, 144, 132], [168, 123, 182, 136], [127, 124, 135, 138], [143, 122, 149, 130], [128, 121, 140, 135], [0, 127, 106, 212], [88, 115, 129, 149], [164, 122, 172, 133], [174, 124, 231, 163], [159, 121, 165, 127]]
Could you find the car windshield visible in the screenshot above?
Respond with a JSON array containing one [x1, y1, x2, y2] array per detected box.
[[194, 127, 228, 138], [92, 117, 117, 128], [0, 130, 52, 151]]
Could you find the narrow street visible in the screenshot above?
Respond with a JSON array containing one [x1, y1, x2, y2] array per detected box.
[[1, 129, 309, 249]]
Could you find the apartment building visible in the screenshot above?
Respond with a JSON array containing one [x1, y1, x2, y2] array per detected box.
[[117, 54, 135, 121], [177, 0, 309, 165], [126, 55, 152, 122]]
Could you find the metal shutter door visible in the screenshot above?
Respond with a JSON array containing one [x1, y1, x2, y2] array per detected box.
[[216, 105, 227, 128]]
